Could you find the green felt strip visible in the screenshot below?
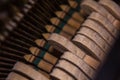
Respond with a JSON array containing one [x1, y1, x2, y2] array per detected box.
[[33, 43, 50, 65], [33, 57, 42, 65], [34, 3, 81, 65]]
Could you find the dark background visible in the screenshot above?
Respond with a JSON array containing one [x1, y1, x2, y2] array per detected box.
[[95, 35, 120, 80]]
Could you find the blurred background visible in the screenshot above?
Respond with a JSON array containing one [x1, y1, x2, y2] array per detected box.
[[95, 35, 120, 80]]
